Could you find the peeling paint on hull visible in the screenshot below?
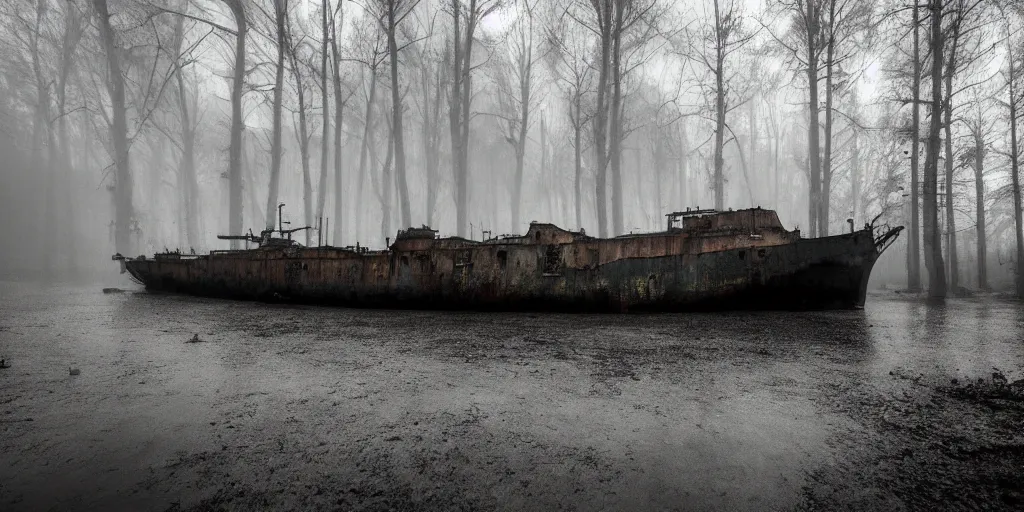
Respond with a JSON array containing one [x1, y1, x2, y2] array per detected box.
[[120, 209, 897, 312]]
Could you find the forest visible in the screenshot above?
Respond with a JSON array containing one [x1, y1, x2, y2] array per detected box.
[[1, 0, 1023, 300]]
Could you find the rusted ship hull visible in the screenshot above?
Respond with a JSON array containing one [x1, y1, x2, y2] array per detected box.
[[121, 219, 896, 312]]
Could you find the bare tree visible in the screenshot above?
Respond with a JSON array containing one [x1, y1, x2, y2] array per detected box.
[[571, 0, 660, 236], [93, 0, 135, 254], [21, 0, 58, 267], [261, 0, 288, 232], [317, 0, 331, 241], [409, 12, 445, 228], [922, 0, 946, 299], [283, 6, 313, 243], [545, 0, 594, 230], [329, 0, 353, 244], [766, 0, 825, 236], [225, 0, 247, 247], [492, 0, 543, 231], [170, 13, 201, 249], [909, 0, 922, 290], [961, 92, 994, 290], [682, 0, 755, 211], [53, 1, 88, 267], [1001, 1, 1024, 297], [820, 0, 871, 236], [449, 0, 500, 238], [382, 0, 417, 229], [351, 16, 388, 243], [940, 0, 970, 292]]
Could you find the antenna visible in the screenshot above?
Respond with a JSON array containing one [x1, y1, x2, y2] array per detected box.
[[278, 203, 286, 234]]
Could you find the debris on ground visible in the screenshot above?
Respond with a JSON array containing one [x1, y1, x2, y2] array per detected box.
[[942, 368, 1024, 402], [185, 334, 205, 344], [803, 369, 1024, 511], [102, 288, 124, 294], [68, 367, 80, 376]]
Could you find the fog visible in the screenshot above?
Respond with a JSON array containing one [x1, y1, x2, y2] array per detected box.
[[2, 0, 1023, 297]]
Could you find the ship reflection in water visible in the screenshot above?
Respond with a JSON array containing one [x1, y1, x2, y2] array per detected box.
[[113, 207, 902, 312]]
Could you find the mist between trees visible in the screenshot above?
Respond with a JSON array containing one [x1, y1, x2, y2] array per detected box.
[[1, 0, 1023, 299]]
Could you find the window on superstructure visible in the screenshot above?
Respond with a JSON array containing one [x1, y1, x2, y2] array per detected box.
[[544, 246, 561, 274]]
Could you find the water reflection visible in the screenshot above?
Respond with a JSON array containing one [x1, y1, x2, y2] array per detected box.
[[7, 283, 1024, 511], [864, 296, 1024, 380]]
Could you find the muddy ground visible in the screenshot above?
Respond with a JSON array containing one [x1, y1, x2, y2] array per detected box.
[[1, 281, 1023, 511]]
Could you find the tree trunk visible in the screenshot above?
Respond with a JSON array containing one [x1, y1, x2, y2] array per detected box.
[[572, 95, 583, 230], [734, 131, 756, 206], [973, 127, 987, 290], [909, 0, 922, 290], [633, 146, 645, 224], [422, 45, 442, 227], [849, 91, 859, 225], [512, 141, 528, 233], [713, 0, 725, 210], [513, 23, 532, 232], [265, 0, 287, 231], [94, 0, 135, 255], [806, 0, 821, 238], [149, 135, 167, 242], [457, 1, 478, 238], [923, 0, 946, 299], [173, 18, 199, 250], [592, 0, 611, 237], [31, 0, 56, 270], [381, 108, 394, 242], [225, 0, 246, 247], [356, 67, 378, 244], [653, 132, 664, 218], [330, 1, 345, 244], [449, 0, 464, 236], [387, 0, 411, 230], [298, 92, 312, 242], [448, 0, 482, 238], [943, 108, 957, 292], [56, 1, 83, 272], [680, 119, 690, 206], [1009, 25, 1024, 297], [943, 12, 960, 292], [421, 64, 434, 227], [508, 24, 530, 232], [748, 91, 756, 204], [609, 0, 624, 236], [541, 115, 553, 222], [771, 108, 780, 208], [317, 0, 330, 244], [286, 22, 313, 244], [428, 60, 442, 226], [821, 5, 835, 237]]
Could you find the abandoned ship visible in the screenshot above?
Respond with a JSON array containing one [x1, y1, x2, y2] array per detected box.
[[113, 207, 903, 312]]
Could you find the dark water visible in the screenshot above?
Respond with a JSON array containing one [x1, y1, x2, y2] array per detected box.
[[1, 282, 1023, 511]]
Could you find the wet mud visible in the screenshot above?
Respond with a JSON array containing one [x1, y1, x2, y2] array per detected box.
[[1, 282, 1023, 511]]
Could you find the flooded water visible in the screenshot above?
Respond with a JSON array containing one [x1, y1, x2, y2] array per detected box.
[[1, 281, 1023, 511]]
